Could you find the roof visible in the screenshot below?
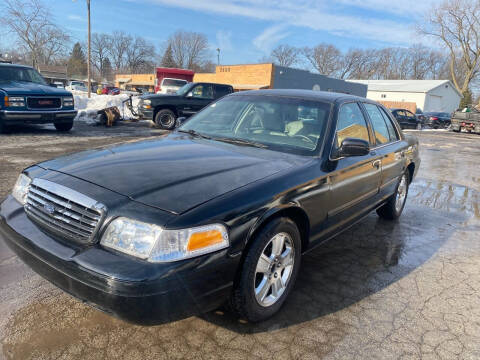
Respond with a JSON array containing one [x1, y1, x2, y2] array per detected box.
[[229, 89, 364, 103], [0, 63, 31, 69], [232, 84, 270, 90], [348, 79, 462, 97], [116, 77, 131, 83]]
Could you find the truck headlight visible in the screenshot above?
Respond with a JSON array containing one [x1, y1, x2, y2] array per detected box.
[[142, 99, 151, 109], [63, 96, 74, 107], [12, 173, 32, 205], [5, 96, 25, 107], [100, 217, 229, 262]]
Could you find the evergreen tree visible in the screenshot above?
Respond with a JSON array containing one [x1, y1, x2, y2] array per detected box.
[[459, 88, 473, 109], [101, 57, 113, 81], [67, 42, 87, 78], [161, 43, 176, 68]]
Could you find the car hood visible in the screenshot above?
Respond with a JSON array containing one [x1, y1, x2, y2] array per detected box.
[[38, 134, 300, 214], [0, 80, 72, 96]]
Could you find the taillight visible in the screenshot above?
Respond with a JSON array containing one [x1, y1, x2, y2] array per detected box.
[[431, 117, 438, 121]]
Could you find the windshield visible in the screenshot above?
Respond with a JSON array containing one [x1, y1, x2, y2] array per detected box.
[[179, 95, 331, 155], [163, 78, 187, 87], [176, 83, 194, 95], [0, 66, 47, 85]]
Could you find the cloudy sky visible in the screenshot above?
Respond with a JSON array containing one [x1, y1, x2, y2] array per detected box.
[[48, 0, 441, 64]]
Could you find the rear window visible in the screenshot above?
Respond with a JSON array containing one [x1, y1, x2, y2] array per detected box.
[[215, 85, 232, 98], [162, 79, 187, 87]]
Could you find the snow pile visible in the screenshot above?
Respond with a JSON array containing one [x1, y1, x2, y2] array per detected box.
[[74, 93, 140, 124]]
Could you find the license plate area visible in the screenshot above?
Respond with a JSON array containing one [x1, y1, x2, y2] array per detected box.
[[42, 113, 55, 121]]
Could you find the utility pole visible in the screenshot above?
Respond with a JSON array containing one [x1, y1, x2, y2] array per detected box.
[[216, 48, 220, 65], [87, 0, 91, 98]]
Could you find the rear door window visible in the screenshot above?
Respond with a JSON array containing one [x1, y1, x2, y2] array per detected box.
[[379, 107, 400, 141], [363, 103, 390, 145], [215, 85, 232, 98]]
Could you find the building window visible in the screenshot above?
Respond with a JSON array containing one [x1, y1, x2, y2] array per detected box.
[[381, 94, 387, 98]]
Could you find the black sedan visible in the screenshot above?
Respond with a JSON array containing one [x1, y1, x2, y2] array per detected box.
[[0, 90, 420, 324], [423, 111, 451, 129], [390, 108, 423, 129]]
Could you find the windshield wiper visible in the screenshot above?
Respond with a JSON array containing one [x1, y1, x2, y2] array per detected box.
[[212, 136, 268, 149], [177, 129, 212, 140]]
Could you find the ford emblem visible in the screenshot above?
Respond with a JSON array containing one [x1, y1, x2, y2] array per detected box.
[[44, 203, 55, 214]]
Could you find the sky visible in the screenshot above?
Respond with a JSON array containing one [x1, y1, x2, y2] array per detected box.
[[44, 0, 442, 65]]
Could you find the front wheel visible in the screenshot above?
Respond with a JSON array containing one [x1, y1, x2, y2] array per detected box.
[[54, 121, 73, 132], [231, 217, 301, 322], [154, 109, 176, 130], [377, 171, 409, 220]]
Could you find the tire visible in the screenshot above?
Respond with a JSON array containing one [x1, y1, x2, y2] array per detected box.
[[231, 217, 302, 322], [54, 121, 73, 132], [0, 119, 7, 134], [377, 171, 409, 220], [154, 109, 176, 130]]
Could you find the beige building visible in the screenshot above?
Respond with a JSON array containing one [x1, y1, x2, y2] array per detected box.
[[115, 73, 155, 92], [194, 64, 274, 91]]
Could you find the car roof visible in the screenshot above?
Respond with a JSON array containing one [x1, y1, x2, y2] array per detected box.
[[0, 63, 32, 69], [191, 82, 233, 87], [229, 89, 367, 103]]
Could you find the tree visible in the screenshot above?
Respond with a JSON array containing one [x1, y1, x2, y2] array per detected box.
[[125, 35, 155, 73], [101, 57, 112, 81], [0, 0, 70, 67], [91, 33, 111, 77], [303, 44, 342, 76], [109, 30, 132, 71], [270, 44, 300, 67], [459, 88, 473, 108], [420, 0, 480, 93], [167, 30, 210, 69], [161, 43, 177, 68], [67, 42, 87, 77]]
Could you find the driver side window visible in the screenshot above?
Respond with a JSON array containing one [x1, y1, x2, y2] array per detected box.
[[191, 84, 214, 99], [336, 103, 370, 148]]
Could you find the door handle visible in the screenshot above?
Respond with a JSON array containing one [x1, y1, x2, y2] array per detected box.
[[372, 160, 381, 169]]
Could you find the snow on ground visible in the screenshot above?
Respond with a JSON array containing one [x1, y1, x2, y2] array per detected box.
[[72, 91, 140, 124]]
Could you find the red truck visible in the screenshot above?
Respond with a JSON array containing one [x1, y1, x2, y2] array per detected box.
[[155, 67, 195, 94]]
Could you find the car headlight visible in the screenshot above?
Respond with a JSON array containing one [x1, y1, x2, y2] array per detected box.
[[141, 99, 152, 109], [100, 217, 229, 262], [12, 173, 32, 205], [63, 96, 74, 107], [5, 96, 25, 107]]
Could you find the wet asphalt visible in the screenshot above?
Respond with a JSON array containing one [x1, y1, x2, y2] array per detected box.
[[0, 123, 479, 360]]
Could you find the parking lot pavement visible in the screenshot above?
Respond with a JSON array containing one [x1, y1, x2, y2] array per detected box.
[[1, 127, 480, 360]]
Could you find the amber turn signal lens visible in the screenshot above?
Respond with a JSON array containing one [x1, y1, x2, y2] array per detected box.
[[4, 96, 9, 107], [187, 230, 224, 251]]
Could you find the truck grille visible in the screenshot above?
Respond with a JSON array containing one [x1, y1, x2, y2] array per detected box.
[[24, 178, 106, 244], [27, 97, 61, 109]]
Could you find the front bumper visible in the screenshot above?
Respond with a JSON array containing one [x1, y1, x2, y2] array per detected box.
[[137, 107, 153, 120], [0, 109, 77, 125], [0, 196, 237, 325]]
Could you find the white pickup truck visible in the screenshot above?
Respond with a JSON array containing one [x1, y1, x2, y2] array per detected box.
[[156, 78, 188, 94]]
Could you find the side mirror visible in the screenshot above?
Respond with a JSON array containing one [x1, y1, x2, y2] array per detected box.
[[186, 92, 193, 98], [176, 117, 187, 127], [337, 138, 370, 157]]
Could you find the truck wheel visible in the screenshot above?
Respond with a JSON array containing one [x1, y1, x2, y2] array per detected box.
[[0, 119, 8, 134], [230, 217, 301, 322], [54, 121, 74, 132], [154, 109, 176, 130], [377, 171, 409, 220]]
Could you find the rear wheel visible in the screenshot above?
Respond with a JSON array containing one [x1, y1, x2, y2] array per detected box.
[[377, 171, 409, 220], [54, 121, 74, 132], [154, 109, 176, 130], [231, 217, 301, 322]]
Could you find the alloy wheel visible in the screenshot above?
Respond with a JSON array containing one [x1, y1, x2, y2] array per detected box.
[[254, 232, 295, 307]]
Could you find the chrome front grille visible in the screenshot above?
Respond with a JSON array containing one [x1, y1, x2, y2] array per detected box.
[[25, 178, 106, 244]]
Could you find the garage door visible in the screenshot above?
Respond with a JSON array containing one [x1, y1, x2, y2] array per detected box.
[[425, 94, 442, 112]]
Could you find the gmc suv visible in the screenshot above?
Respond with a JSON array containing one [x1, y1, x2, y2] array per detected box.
[[137, 82, 233, 129], [0, 63, 77, 133]]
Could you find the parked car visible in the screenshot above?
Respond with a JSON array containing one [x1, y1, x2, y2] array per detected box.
[[101, 86, 120, 95], [156, 78, 188, 94], [390, 108, 423, 129], [415, 109, 426, 123], [0, 63, 77, 133], [65, 81, 87, 92], [51, 82, 65, 89], [0, 90, 420, 324], [138, 82, 234, 129], [423, 112, 451, 129]]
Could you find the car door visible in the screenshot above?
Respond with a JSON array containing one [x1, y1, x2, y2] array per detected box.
[[404, 110, 417, 128], [184, 84, 215, 115], [325, 102, 382, 232], [363, 103, 406, 198], [393, 110, 407, 128]]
